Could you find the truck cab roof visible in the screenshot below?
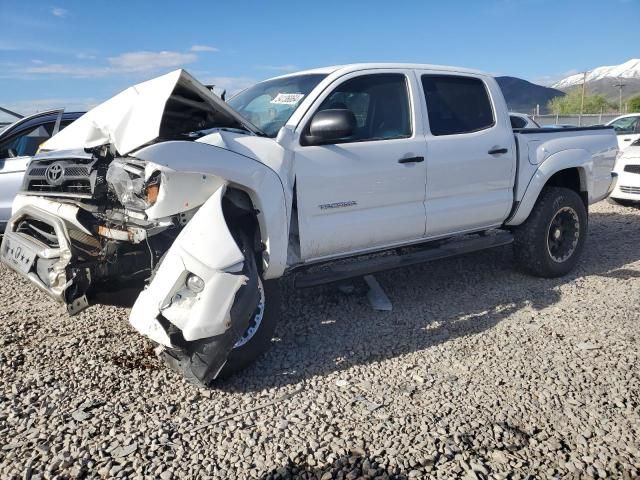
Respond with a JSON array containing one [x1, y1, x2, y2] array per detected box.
[[273, 63, 490, 80]]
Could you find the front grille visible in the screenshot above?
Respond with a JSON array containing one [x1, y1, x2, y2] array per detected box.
[[29, 167, 47, 176], [64, 166, 90, 177], [623, 164, 640, 174], [23, 158, 97, 198], [619, 185, 640, 194], [28, 179, 92, 195]]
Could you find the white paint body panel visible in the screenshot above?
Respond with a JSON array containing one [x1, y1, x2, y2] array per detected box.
[[292, 68, 428, 260], [610, 146, 640, 201], [507, 129, 617, 225], [131, 139, 289, 279], [416, 71, 516, 237], [40, 70, 257, 155]]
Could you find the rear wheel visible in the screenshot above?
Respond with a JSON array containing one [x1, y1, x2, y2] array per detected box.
[[513, 187, 587, 278]]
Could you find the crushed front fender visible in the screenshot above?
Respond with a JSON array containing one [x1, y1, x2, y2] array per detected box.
[[129, 184, 260, 383]]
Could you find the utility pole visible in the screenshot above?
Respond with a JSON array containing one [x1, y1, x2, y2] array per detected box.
[[613, 79, 625, 114], [578, 71, 588, 126]]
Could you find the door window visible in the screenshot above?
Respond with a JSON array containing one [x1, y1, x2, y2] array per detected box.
[[510, 115, 527, 129], [609, 116, 639, 134], [421, 75, 495, 136], [0, 123, 55, 158], [312, 73, 411, 143]]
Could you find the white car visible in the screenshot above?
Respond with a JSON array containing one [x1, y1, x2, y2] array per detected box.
[[509, 112, 540, 129], [606, 114, 640, 151], [610, 140, 640, 205], [0, 65, 618, 385], [0, 110, 84, 231]]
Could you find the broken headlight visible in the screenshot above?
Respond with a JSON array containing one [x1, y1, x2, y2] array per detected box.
[[106, 160, 161, 210]]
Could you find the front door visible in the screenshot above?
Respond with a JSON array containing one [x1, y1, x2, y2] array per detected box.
[[293, 71, 428, 261]]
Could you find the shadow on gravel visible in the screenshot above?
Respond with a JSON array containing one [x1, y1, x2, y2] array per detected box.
[[257, 452, 412, 480], [217, 210, 640, 392]]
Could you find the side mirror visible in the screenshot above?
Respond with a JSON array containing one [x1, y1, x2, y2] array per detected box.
[[306, 109, 356, 145]]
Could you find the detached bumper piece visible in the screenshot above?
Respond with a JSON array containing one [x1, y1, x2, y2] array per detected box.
[[160, 251, 260, 386]]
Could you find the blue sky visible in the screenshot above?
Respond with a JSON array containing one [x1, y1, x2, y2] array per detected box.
[[0, 0, 638, 116]]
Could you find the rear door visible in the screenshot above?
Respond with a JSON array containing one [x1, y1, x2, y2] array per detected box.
[[293, 70, 428, 261], [417, 72, 516, 237]]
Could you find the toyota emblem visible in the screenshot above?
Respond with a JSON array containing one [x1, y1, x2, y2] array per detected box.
[[45, 163, 64, 186]]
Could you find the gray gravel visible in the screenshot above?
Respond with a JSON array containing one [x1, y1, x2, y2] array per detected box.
[[1, 200, 639, 479]]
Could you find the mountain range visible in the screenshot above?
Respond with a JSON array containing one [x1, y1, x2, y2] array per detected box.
[[552, 59, 640, 89], [552, 59, 640, 106], [496, 77, 564, 114], [497, 59, 640, 113]]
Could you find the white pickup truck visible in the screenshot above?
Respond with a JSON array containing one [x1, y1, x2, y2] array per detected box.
[[0, 65, 618, 386]]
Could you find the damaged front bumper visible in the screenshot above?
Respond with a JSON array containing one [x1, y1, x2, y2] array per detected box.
[[1, 204, 80, 309]]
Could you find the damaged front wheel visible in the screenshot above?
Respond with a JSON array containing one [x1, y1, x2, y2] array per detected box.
[[218, 277, 280, 379], [160, 232, 281, 386]]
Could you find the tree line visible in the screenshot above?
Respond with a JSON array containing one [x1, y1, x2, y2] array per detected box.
[[547, 91, 640, 114]]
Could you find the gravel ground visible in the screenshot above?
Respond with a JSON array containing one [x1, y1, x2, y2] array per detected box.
[[1, 200, 639, 479]]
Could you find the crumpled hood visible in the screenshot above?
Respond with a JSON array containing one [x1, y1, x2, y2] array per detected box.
[[41, 69, 261, 155]]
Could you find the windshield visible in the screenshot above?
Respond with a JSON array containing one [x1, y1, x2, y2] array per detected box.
[[228, 74, 327, 137]]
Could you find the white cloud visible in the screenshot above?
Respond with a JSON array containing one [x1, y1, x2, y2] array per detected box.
[[190, 45, 219, 52], [108, 51, 197, 73], [51, 7, 68, 18], [9, 50, 198, 78], [20, 63, 109, 78]]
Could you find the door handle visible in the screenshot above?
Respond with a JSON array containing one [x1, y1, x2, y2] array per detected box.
[[624, 138, 632, 141], [398, 156, 424, 164], [488, 148, 508, 155]]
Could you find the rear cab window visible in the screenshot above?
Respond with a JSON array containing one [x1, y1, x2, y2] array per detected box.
[[421, 75, 495, 136]]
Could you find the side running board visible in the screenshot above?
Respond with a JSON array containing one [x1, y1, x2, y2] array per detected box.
[[294, 231, 513, 288]]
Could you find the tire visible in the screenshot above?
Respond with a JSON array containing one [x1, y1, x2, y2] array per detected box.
[[512, 186, 587, 278], [608, 197, 639, 208], [217, 277, 280, 379]]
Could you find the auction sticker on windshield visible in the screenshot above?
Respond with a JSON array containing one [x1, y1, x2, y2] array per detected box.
[[271, 93, 305, 105], [1, 233, 37, 274]]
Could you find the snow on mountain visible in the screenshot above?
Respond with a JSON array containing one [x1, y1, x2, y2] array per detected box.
[[552, 59, 640, 89]]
